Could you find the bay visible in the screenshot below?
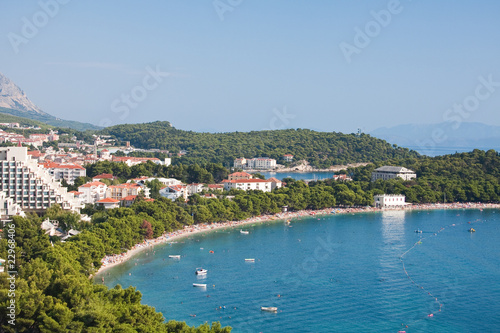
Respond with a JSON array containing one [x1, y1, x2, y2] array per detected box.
[[97, 209, 500, 332]]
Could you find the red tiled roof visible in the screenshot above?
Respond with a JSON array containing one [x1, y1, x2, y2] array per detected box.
[[229, 172, 252, 177], [79, 181, 107, 188], [40, 162, 85, 170], [121, 195, 137, 201], [93, 173, 114, 179], [68, 191, 83, 195], [97, 198, 120, 203], [109, 183, 142, 189], [267, 177, 281, 182], [222, 179, 271, 184], [28, 150, 43, 157], [207, 184, 223, 189]]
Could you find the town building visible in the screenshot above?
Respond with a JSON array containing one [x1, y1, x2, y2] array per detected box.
[[160, 184, 188, 201], [0, 191, 25, 218], [78, 181, 108, 204], [371, 166, 417, 182], [112, 156, 170, 167], [93, 173, 116, 182], [228, 172, 253, 181], [96, 198, 120, 209], [40, 162, 86, 184], [267, 177, 283, 190], [233, 157, 277, 170], [373, 194, 407, 208], [0, 147, 82, 212], [222, 179, 274, 192], [204, 184, 224, 192], [106, 183, 149, 200], [283, 154, 294, 162]]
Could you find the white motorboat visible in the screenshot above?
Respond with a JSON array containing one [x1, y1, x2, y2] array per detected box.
[[193, 283, 207, 288], [261, 306, 278, 313], [244, 258, 255, 262], [195, 267, 208, 275], [240, 230, 249, 234], [168, 255, 181, 259]]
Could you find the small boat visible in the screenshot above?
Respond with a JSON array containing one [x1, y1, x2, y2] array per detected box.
[[415, 229, 422, 233], [168, 255, 181, 259], [195, 268, 208, 275], [245, 258, 255, 262], [240, 230, 249, 234], [193, 283, 207, 288], [468, 228, 476, 232], [261, 306, 278, 313]]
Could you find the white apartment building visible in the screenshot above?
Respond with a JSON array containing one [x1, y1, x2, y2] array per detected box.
[[233, 157, 277, 170], [222, 179, 273, 192], [0, 147, 82, 212], [106, 183, 150, 200], [371, 166, 417, 182], [374, 194, 407, 208], [0, 191, 25, 218], [40, 162, 86, 184], [160, 185, 188, 201], [78, 181, 108, 204]]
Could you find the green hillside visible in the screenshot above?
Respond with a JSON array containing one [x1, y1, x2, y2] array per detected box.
[[100, 121, 420, 167], [0, 111, 54, 129], [0, 107, 101, 131]]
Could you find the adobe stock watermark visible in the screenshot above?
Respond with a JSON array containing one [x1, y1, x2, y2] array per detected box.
[[213, 0, 243, 21], [262, 106, 295, 131], [7, 0, 71, 54], [99, 65, 169, 127], [6, 221, 17, 326], [416, 74, 499, 155], [339, 0, 405, 64]]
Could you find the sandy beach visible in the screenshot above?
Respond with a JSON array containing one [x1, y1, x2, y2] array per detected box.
[[93, 202, 500, 276]]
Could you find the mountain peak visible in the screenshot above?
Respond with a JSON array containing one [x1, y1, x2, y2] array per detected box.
[[0, 72, 47, 115]]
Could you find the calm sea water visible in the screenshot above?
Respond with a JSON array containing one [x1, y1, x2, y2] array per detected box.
[[257, 171, 336, 181], [405, 146, 500, 157], [97, 209, 500, 333]]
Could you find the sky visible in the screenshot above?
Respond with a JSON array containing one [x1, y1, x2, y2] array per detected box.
[[1, 0, 499, 134]]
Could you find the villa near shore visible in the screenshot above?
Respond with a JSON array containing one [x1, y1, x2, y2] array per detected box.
[[371, 166, 417, 181]]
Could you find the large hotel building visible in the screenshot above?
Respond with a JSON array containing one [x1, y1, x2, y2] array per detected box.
[[0, 147, 82, 214]]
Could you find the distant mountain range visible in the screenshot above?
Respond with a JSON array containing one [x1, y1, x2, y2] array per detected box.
[[370, 122, 500, 155], [0, 72, 100, 131]]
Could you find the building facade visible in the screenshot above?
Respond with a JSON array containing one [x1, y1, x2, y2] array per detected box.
[[222, 179, 273, 192], [374, 194, 407, 208], [233, 157, 277, 170], [78, 181, 108, 204], [0, 147, 82, 212], [371, 166, 417, 181], [40, 162, 86, 184]]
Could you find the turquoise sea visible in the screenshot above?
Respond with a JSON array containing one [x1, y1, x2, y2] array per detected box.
[[97, 209, 500, 332]]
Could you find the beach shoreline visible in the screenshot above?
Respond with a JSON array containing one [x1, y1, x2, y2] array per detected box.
[[93, 202, 500, 277]]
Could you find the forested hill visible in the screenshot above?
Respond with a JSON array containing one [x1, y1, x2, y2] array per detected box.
[[100, 121, 420, 167]]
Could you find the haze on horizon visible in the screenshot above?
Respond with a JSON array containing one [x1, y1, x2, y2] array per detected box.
[[1, 0, 499, 134]]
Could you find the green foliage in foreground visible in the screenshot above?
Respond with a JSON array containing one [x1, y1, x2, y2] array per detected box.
[[0, 211, 231, 332], [99, 121, 419, 168]]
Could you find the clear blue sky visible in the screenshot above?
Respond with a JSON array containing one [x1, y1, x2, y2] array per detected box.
[[1, 0, 499, 133]]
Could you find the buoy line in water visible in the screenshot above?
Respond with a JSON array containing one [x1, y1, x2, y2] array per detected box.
[[397, 216, 485, 332]]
